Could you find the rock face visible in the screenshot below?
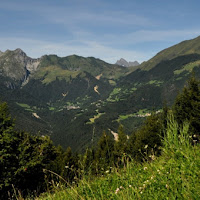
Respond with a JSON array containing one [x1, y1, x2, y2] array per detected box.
[[0, 48, 40, 88], [116, 58, 139, 67]]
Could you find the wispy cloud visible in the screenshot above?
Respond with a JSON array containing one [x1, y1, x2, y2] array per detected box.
[[0, 1, 200, 64], [0, 37, 148, 63], [99, 29, 200, 47]]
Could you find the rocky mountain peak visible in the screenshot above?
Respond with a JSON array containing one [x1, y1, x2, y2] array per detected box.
[[116, 58, 139, 67], [0, 48, 41, 88], [14, 48, 26, 55]]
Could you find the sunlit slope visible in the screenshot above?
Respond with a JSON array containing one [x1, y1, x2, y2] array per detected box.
[[139, 35, 200, 71]]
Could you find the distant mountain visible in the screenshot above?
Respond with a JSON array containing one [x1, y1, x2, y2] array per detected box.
[[115, 58, 139, 67], [1, 35, 200, 152], [0, 49, 130, 151], [0, 48, 40, 88]]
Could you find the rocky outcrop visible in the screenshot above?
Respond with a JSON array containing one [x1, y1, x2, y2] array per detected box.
[[0, 48, 41, 88], [116, 58, 139, 67]]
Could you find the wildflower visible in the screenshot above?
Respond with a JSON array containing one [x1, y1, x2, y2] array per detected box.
[[105, 170, 109, 173], [151, 176, 154, 180], [120, 186, 123, 189], [166, 184, 169, 189], [115, 188, 120, 194], [193, 134, 197, 138], [139, 187, 143, 190], [129, 185, 132, 188], [144, 167, 147, 170], [149, 154, 156, 160], [144, 144, 148, 149], [140, 191, 143, 194], [65, 166, 69, 169]]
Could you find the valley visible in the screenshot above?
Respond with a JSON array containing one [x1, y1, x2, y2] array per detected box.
[[1, 36, 200, 151]]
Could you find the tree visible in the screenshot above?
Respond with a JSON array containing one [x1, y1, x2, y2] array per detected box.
[[173, 74, 200, 137], [0, 101, 58, 198], [95, 131, 114, 172], [128, 113, 163, 161], [114, 125, 128, 165]]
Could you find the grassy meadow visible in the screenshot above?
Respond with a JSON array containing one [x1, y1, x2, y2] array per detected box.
[[31, 116, 200, 200]]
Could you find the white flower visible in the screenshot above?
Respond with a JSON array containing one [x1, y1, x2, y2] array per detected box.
[[115, 188, 120, 194]]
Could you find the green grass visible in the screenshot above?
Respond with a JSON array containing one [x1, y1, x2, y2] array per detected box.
[[147, 80, 163, 86], [36, 115, 200, 200], [107, 87, 137, 102], [117, 109, 152, 122], [108, 80, 116, 86], [16, 103, 34, 112], [86, 112, 105, 124], [174, 60, 200, 75], [35, 65, 81, 84]]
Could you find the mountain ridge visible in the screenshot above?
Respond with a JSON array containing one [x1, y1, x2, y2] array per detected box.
[[1, 36, 200, 151], [139, 35, 200, 71], [116, 58, 139, 67]]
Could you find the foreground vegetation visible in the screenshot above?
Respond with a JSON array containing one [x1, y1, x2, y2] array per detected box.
[[37, 116, 200, 199], [1, 75, 200, 199]]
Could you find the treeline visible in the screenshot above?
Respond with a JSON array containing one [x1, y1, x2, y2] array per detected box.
[[1, 75, 200, 199]]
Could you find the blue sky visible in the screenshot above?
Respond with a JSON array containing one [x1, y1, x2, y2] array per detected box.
[[0, 0, 200, 63]]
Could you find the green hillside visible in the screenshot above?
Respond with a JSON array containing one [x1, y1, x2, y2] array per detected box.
[[1, 60, 200, 200], [139, 35, 200, 71], [36, 54, 129, 83], [1, 36, 200, 152]]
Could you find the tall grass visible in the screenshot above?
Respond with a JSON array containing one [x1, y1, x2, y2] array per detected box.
[[34, 115, 200, 200]]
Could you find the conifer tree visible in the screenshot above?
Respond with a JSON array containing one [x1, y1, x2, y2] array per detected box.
[[95, 131, 114, 172], [114, 125, 128, 164], [82, 148, 96, 174], [173, 74, 200, 137], [0, 102, 58, 198], [128, 113, 163, 161]]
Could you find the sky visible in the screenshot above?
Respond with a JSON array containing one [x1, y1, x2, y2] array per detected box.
[[0, 0, 200, 64]]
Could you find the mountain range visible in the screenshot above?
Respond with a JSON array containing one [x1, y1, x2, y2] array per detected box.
[[115, 58, 139, 67], [1, 35, 200, 151]]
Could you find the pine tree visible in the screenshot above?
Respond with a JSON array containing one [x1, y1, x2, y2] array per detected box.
[[128, 113, 163, 161], [114, 125, 128, 165], [95, 131, 114, 172], [115, 124, 128, 153], [0, 102, 58, 198], [173, 74, 200, 137]]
